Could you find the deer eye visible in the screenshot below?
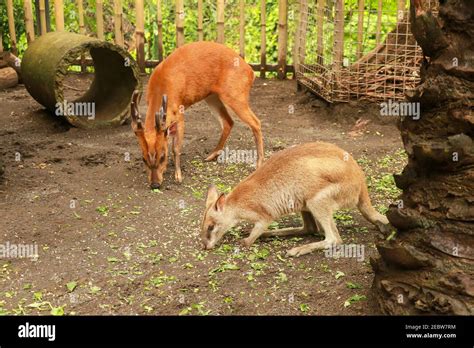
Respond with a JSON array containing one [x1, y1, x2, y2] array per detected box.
[[159, 155, 166, 164], [207, 225, 214, 233]]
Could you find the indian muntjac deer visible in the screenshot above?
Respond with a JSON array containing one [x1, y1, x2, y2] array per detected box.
[[201, 142, 390, 257], [131, 41, 263, 189]]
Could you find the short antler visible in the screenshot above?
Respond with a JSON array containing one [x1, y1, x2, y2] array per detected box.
[[131, 90, 143, 132]]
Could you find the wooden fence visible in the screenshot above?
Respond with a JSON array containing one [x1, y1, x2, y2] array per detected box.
[[4, 0, 294, 79]]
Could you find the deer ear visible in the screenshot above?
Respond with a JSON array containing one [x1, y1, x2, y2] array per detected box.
[[206, 185, 219, 208], [214, 193, 226, 212], [167, 122, 178, 137], [155, 94, 168, 131], [131, 90, 143, 132]]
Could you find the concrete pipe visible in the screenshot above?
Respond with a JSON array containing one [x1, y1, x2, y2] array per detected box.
[[21, 32, 141, 128]]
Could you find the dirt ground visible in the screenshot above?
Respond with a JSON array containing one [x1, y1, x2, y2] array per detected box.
[[0, 74, 407, 315]]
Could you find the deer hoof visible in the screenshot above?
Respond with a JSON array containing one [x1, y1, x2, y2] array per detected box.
[[204, 152, 219, 162]]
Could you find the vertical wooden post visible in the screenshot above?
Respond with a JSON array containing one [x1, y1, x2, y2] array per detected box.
[[333, 0, 344, 73], [0, 29, 3, 52], [239, 0, 245, 58], [45, 0, 51, 32], [217, 0, 225, 44], [78, 0, 86, 72], [114, 0, 124, 46], [397, 0, 406, 21], [277, 0, 288, 79], [24, 0, 36, 43], [197, 0, 203, 41], [6, 0, 17, 54], [260, 0, 266, 78], [35, 0, 41, 36], [175, 0, 185, 47], [96, 0, 104, 40], [54, 0, 65, 31], [376, 0, 382, 44], [157, 0, 164, 61], [39, 0, 47, 35], [293, 0, 308, 73], [136, 0, 145, 72], [356, 0, 365, 59], [316, 0, 324, 65]]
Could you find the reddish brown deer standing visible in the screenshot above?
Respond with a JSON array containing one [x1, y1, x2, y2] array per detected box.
[[131, 41, 264, 189]]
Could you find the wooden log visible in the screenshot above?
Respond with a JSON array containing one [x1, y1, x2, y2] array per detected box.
[[24, 0, 35, 43], [54, 0, 65, 31], [114, 0, 124, 46], [277, 0, 288, 79], [198, 0, 203, 41], [175, 0, 185, 47], [217, 0, 225, 44], [96, 0, 104, 40], [0, 67, 19, 90], [157, 0, 164, 60], [356, 0, 365, 59], [6, 0, 17, 54], [136, 0, 145, 72], [239, 0, 245, 57], [260, 0, 267, 78], [0, 52, 22, 80]]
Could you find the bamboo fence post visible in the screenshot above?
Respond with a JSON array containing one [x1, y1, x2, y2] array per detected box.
[[217, 0, 225, 44], [176, 0, 185, 47], [96, 0, 104, 40], [316, 0, 324, 65], [293, 0, 308, 73], [376, 0, 382, 44], [397, 0, 406, 21], [78, 0, 86, 72], [114, 0, 124, 46], [197, 0, 203, 41], [333, 0, 344, 74], [24, 0, 35, 43], [260, 0, 266, 78], [54, 0, 65, 31], [6, 0, 17, 54], [157, 0, 164, 60], [136, 0, 145, 72], [39, 0, 47, 35], [356, 0, 365, 59], [34, 0, 40, 36], [239, 0, 245, 57], [45, 0, 51, 32], [277, 0, 288, 79]]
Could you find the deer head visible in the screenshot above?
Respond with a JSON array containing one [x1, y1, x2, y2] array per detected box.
[[131, 91, 176, 189]]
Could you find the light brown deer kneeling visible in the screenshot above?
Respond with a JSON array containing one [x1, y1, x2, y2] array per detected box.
[[200, 142, 390, 257]]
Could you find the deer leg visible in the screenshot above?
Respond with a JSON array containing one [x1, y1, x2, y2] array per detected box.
[[172, 119, 184, 183], [217, 94, 264, 168], [204, 94, 234, 162], [261, 211, 320, 238]]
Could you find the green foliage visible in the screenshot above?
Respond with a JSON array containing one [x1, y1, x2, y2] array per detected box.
[[1, 0, 402, 69]]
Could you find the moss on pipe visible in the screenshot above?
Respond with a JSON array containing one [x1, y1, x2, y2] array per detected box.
[[22, 32, 141, 128]]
